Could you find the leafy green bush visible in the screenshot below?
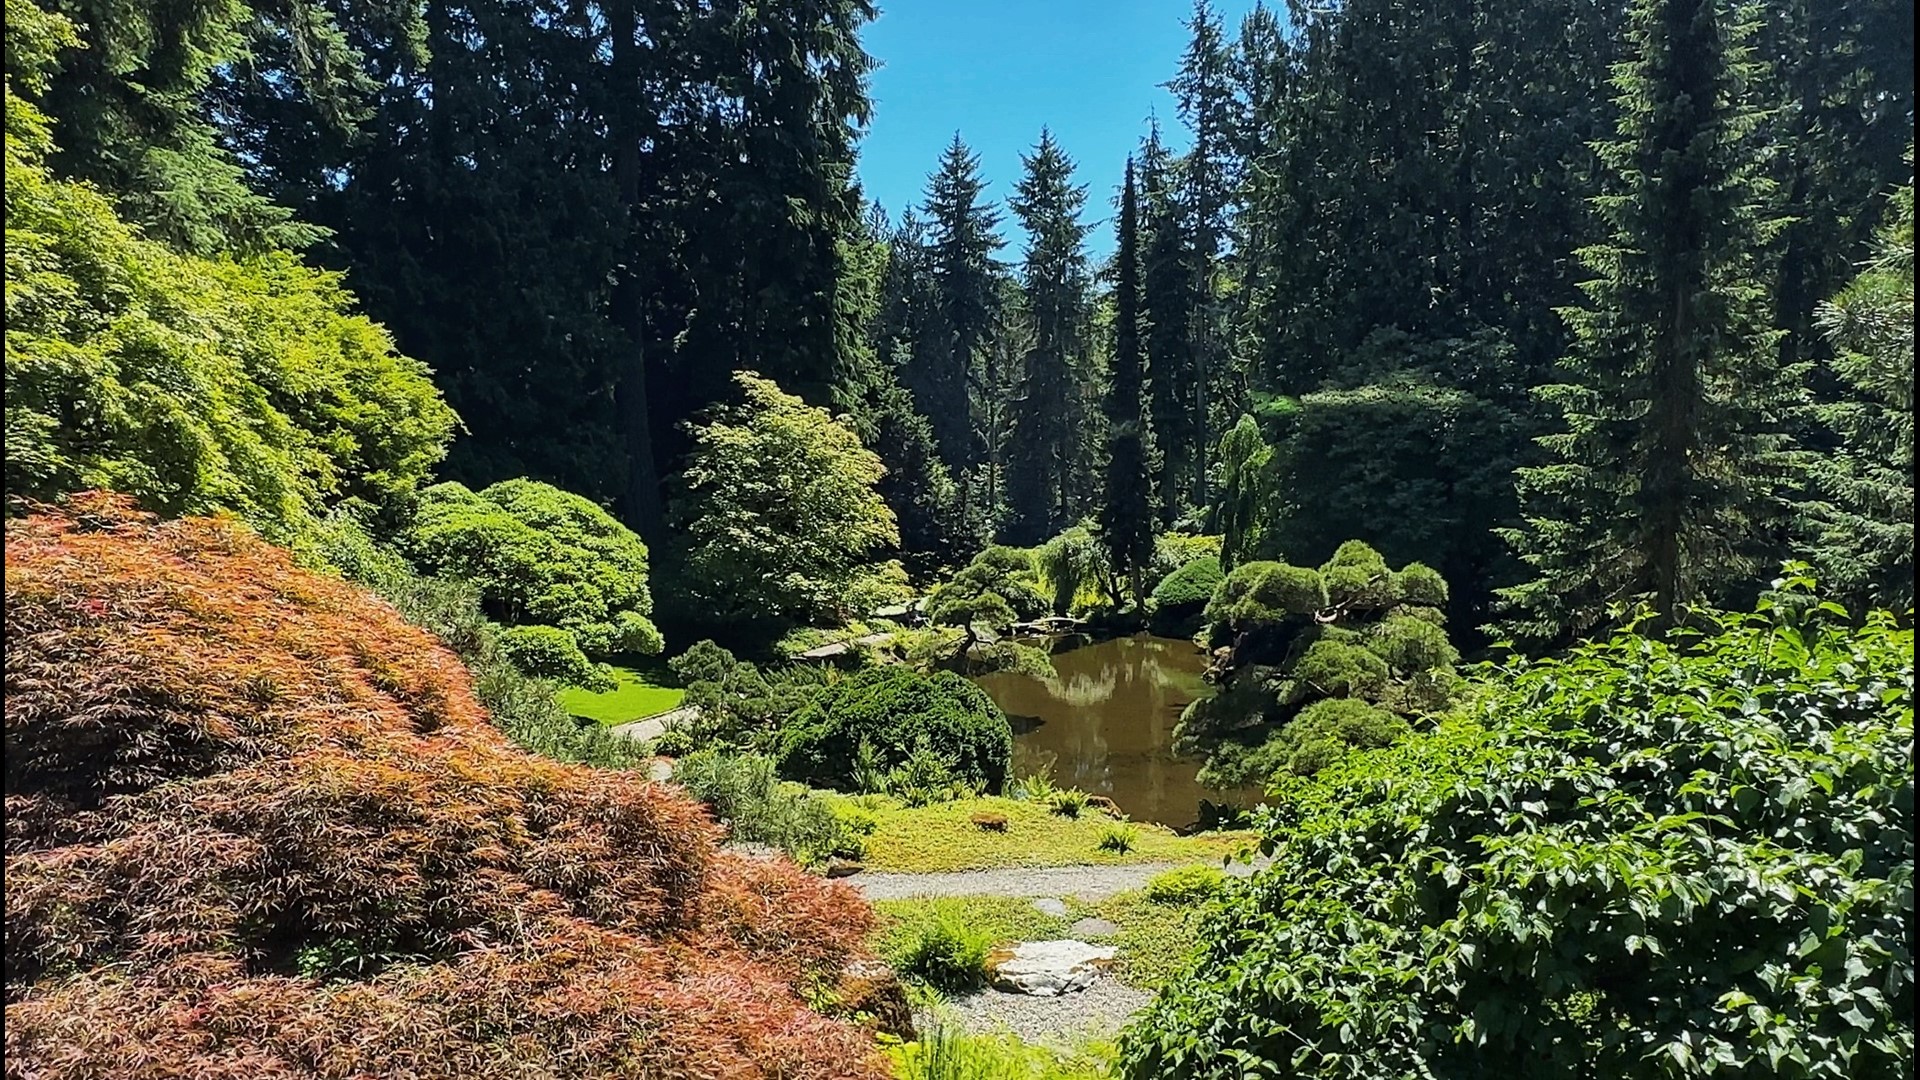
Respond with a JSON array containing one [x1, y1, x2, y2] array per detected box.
[[1037, 525, 1109, 615], [776, 667, 1013, 794], [668, 639, 822, 750], [1144, 866, 1228, 906], [1151, 556, 1224, 614], [405, 479, 662, 675], [1122, 587, 1915, 1079], [896, 911, 994, 993], [1097, 822, 1139, 853], [1282, 638, 1389, 701], [668, 749, 854, 865], [4, 71, 456, 544], [1013, 772, 1058, 803], [497, 625, 613, 691], [1392, 562, 1449, 607], [1365, 613, 1460, 672], [307, 511, 650, 769]]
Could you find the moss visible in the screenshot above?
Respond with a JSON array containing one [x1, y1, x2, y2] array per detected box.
[[856, 795, 1252, 873]]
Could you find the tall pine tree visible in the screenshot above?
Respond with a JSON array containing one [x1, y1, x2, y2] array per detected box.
[[1100, 159, 1159, 604], [1140, 122, 1200, 527], [1497, 0, 1799, 644], [1005, 129, 1096, 544]]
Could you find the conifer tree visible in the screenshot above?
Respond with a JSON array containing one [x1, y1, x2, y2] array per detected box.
[[1140, 124, 1199, 526], [1006, 130, 1096, 544], [1100, 160, 1160, 604], [1497, 0, 1800, 644], [913, 134, 1006, 523]]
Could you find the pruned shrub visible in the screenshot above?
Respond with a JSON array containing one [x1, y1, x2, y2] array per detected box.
[[1284, 639, 1389, 701], [1205, 562, 1329, 631], [1392, 562, 1448, 607], [3, 496, 893, 1079], [497, 624, 614, 690], [405, 478, 663, 670], [777, 667, 1013, 795], [1122, 586, 1915, 1079], [1364, 614, 1459, 673]]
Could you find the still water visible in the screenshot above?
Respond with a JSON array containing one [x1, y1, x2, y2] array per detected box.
[[971, 633, 1248, 829]]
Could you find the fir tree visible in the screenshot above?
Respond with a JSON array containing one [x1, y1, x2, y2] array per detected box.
[[1497, 0, 1800, 644], [1140, 124, 1199, 526], [1100, 159, 1160, 604], [1005, 129, 1096, 544], [913, 134, 1006, 523]]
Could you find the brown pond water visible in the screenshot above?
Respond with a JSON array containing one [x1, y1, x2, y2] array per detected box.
[[971, 633, 1253, 829]]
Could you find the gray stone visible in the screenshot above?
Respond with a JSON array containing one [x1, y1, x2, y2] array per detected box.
[[1032, 898, 1069, 917], [1069, 916, 1120, 938], [984, 940, 1117, 997]]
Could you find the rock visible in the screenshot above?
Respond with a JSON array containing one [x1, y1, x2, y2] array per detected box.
[[823, 858, 865, 878], [837, 959, 915, 1040], [984, 940, 1117, 996], [1032, 898, 1069, 917], [1069, 917, 1120, 938], [970, 811, 1009, 832], [1084, 795, 1122, 817], [645, 757, 675, 783]]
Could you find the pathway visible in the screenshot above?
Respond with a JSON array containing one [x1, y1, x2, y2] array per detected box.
[[850, 856, 1267, 902], [608, 703, 699, 744]]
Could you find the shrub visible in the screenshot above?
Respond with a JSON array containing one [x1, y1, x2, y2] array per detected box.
[[1392, 562, 1448, 607], [1151, 556, 1224, 611], [1205, 562, 1328, 630], [4, 82, 456, 544], [405, 478, 662, 671], [1363, 614, 1459, 672], [669, 640, 821, 751], [777, 667, 1013, 794], [896, 911, 993, 993], [497, 624, 614, 690], [669, 749, 853, 865], [1120, 586, 1915, 1079], [1037, 525, 1109, 615], [889, 1026, 1114, 1080], [1145, 866, 1228, 906], [1283, 639, 1389, 701], [310, 510, 647, 768], [1097, 822, 1140, 853], [675, 372, 899, 626], [3, 496, 895, 1078]]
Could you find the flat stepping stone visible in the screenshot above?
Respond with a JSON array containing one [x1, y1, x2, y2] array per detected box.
[[985, 940, 1117, 997], [1032, 898, 1069, 917], [1069, 916, 1120, 938]]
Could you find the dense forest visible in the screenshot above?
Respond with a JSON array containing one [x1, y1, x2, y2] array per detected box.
[[4, 0, 1914, 1074]]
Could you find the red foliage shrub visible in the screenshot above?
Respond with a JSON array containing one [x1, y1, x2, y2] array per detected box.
[[4, 495, 892, 1079]]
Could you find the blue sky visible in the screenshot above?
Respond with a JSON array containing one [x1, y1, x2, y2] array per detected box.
[[854, 0, 1259, 259]]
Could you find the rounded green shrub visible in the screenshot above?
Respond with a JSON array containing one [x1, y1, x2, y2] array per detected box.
[[1284, 639, 1389, 701], [1205, 562, 1329, 629], [406, 478, 661, 660], [497, 625, 613, 690], [1320, 539, 1388, 573], [776, 667, 1013, 794], [1121, 594, 1915, 1080], [1365, 614, 1460, 673], [1152, 556, 1225, 610], [1322, 562, 1400, 610], [1275, 698, 1408, 776], [1393, 562, 1449, 607]]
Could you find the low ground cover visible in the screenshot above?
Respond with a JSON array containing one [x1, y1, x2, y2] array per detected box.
[[559, 661, 685, 723], [856, 795, 1251, 873]]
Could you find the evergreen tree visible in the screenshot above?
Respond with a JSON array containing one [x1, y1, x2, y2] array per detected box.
[[1497, 0, 1800, 644], [1140, 124, 1200, 527], [1801, 166, 1914, 609], [1005, 129, 1095, 544], [1099, 160, 1160, 603], [912, 134, 1006, 524], [1166, 0, 1240, 505]]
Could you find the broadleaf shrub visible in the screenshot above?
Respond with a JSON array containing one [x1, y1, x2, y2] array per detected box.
[[777, 667, 1013, 794], [1121, 589, 1915, 1079], [3, 495, 896, 1078]]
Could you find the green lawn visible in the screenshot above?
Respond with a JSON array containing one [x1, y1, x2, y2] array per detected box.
[[855, 794, 1255, 873], [558, 663, 684, 725]]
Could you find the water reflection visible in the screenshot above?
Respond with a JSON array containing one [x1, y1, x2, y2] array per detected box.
[[972, 633, 1250, 829]]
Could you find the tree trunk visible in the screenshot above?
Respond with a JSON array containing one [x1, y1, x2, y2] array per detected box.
[[609, 0, 663, 540]]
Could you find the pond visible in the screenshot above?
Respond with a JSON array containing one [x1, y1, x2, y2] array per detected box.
[[971, 633, 1255, 829]]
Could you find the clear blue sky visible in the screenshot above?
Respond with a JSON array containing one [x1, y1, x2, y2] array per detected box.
[[854, 0, 1259, 260]]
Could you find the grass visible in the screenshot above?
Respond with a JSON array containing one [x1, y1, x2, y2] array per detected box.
[[886, 1026, 1115, 1079], [557, 662, 684, 725], [869, 889, 1211, 996], [858, 794, 1253, 873]]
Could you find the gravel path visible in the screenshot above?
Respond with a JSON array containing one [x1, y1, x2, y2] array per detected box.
[[852, 857, 1266, 902], [916, 980, 1155, 1046]]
